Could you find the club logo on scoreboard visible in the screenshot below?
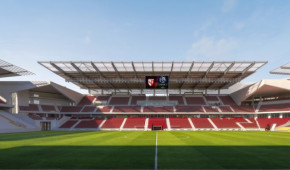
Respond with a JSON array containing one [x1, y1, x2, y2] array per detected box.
[[145, 76, 169, 89], [148, 79, 155, 87]]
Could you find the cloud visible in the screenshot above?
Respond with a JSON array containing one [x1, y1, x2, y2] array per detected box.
[[194, 19, 216, 37], [186, 37, 237, 60], [83, 35, 91, 44], [234, 22, 245, 30], [221, 0, 237, 13]]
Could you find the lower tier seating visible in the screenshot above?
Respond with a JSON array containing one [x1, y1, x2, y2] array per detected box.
[[210, 117, 240, 128], [123, 117, 146, 129], [75, 119, 104, 128], [257, 118, 290, 128], [239, 118, 259, 128], [148, 118, 167, 129], [169, 117, 192, 129], [101, 118, 124, 128], [191, 118, 214, 128], [59, 120, 77, 128], [57, 116, 290, 130]]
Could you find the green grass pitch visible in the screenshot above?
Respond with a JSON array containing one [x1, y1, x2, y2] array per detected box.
[[0, 131, 290, 169]]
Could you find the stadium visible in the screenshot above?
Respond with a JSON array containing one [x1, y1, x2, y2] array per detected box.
[[1, 1, 290, 169], [0, 59, 290, 169]]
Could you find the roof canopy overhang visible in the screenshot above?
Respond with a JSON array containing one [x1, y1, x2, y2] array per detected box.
[[0, 59, 34, 78], [39, 61, 267, 92], [270, 62, 290, 75], [230, 79, 290, 104]]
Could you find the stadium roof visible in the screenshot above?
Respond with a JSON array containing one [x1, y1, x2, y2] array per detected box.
[[231, 79, 290, 105], [0, 81, 83, 104], [0, 59, 34, 78], [39, 61, 267, 92], [270, 62, 290, 75]]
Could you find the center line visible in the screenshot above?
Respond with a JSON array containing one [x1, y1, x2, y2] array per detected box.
[[155, 132, 158, 170]]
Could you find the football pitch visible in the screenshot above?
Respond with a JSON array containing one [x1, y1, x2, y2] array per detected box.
[[0, 131, 290, 169]]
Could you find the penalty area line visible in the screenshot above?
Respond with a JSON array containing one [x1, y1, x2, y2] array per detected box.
[[155, 132, 158, 170]]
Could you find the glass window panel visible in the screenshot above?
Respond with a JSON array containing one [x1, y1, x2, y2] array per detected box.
[[163, 67, 171, 71], [163, 63, 172, 67]]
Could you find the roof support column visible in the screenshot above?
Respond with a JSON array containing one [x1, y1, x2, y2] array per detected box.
[[251, 97, 254, 106]]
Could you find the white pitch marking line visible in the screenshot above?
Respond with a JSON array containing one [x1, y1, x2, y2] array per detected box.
[[155, 132, 158, 170]]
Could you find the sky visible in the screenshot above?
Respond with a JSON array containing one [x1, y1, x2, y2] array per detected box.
[[0, 0, 290, 94]]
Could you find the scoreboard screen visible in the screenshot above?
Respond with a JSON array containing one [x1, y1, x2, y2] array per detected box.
[[145, 76, 169, 89]]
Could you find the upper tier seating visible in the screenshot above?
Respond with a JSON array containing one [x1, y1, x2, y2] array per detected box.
[[147, 118, 167, 129], [169, 117, 192, 129], [109, 97, 130, 105], [96, 106, 111, 113], [257, 118, 290, 128], [123, 117, 146, 129], [205, 96, 219, 101], [259, 103, 290, 112], [219, 106, 233, 112], [75, 118, 104, 128], [95, 96, 110, 104], [210, 117, 240, 128], [231, 105, 255, 112], [191, 118, 214, 128], [175, 106, 204, 112], [131, 96, 146, 105], [143, 106, 173, 112], [101, 117, 124, 128], [19, 104, 39, 112], [60, 106, 83, 112], [96, 96, 110, 101], [203, 106, 219, 112], [185, 97, 206, 105], [71, 117, 92, 119], [219, 96, 236, 105], [59, 120, 78, 128], [148, 96, 167, 101], [113, 106, 141, 112], [169, 95, 184, 105], [41, 105, 56, 112], [28, 113, 42, 120], [78, 96, 95, 105], [81, 106, 96, 112]]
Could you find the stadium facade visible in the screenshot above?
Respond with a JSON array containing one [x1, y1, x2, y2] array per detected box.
[[1, 60, 290, 133]]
